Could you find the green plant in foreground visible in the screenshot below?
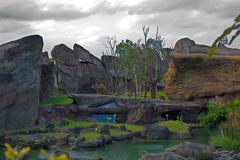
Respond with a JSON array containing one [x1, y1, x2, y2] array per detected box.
[[208, 14, 240, 57], [4, 143, 69, 160], [4, 143, 30, 160]]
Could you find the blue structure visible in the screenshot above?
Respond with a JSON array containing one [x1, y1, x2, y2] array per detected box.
[[92, 114, 116, 123]]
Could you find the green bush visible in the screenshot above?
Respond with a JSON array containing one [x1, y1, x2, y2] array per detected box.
[[198, 102, 228, 130], [211, 135, 240, 150]]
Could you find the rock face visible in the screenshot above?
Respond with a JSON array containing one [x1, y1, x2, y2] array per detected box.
[[0, 35, 43, 129], [140, 142, 213, 160], [165, 38, 240, 102], [51, 44, 114, 94], [101, 55, 121, 78], [40, 51, 57, 101]]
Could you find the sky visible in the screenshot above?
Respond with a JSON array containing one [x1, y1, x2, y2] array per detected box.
[[0, 0, 239, 57]]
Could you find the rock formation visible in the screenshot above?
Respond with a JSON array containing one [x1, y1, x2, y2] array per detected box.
[[0, 35, 43, 129], [51, 44, 114, 94], [40, 51, 57, 101], [165, 38, 240, 102]]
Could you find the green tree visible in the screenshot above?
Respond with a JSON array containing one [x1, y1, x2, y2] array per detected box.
[[116, 40, 145, 97]]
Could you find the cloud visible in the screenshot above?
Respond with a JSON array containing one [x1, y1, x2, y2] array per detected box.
[[0, 0, 92, 21]]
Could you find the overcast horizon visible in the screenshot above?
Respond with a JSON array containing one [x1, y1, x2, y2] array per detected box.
[[0, 0, 239, 57]]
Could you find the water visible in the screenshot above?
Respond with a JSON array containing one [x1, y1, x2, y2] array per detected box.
[[1, 128, 210, 160], [92, 114, 116, 123]]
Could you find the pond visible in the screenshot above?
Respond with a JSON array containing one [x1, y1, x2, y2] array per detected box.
[[0, 128, 210, 160]]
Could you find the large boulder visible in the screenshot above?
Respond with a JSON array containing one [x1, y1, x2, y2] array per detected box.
[[40, 51, 57, 101], [51, 44, 114, 94], [165, 38, 240, 102], [0, 35, 43, 129], [101, 55, 121, 78], [140, 152, 187, 160], [141, 125, 170, 139], [74, 44, 104, 70], [166, 142, 213, 160], [140, 142, 213, 160]]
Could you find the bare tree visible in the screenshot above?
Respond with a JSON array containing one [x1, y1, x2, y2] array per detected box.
[[103, 36, 117, 56]]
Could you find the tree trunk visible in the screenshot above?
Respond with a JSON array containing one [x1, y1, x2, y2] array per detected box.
[[150, 83, 156, 99]]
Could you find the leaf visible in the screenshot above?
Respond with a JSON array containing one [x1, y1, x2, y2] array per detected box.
[[18, 147, 30, 158], [4, 144, 17, 160], [229, 29, 240, 45]]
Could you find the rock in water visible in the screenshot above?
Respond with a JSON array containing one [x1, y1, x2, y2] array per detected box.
[[0, 35, 43, 129]]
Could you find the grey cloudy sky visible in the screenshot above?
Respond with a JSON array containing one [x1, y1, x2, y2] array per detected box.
[[0, 0, 239, 57]]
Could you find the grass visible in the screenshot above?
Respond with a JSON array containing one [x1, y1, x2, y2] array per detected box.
[[62, 120, 96, 129], [40, 96, 73, 107], [211, 135, 240, 150], [159, 121, 189, 133], [6, 132, 66, 141], [110, 129, 130, 136], [98, 123, 144, 132], [83, 131, 101, 141], [118, 91, 168, 101]]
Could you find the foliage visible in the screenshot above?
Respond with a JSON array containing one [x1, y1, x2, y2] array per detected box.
[[40, 96, 73, 107], [159, 120, 189, 133], [211, 135, 240, 150], [208, 14, 240, 57], [110, 129, 129, 136], [4, 144, 68, 160], [59, 120, 95, 129], [83, 131, 101, 141], [198, 102, 228, 130], [4, 143, 30, 160]]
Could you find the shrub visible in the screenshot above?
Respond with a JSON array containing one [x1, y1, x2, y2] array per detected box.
[[211, 135, 240, 150], [198, 102, 228, 130]]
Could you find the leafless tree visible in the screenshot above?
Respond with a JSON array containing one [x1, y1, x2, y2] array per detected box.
[[103, 36, 117, 56]]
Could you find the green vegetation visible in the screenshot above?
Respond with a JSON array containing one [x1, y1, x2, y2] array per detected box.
[[110, 129, 129, 136], [199, 103, 228, 131], [211, 135, 240, 150], [208, 14, 240, 57], [120, 91, 168, 101], [98, 123, 144, 132], [83, 131, 101, 141], [159, 121, 189, 133], [199, 98, 240, 150], [56, 120, 95, 129], [40, 96, 73, 107]]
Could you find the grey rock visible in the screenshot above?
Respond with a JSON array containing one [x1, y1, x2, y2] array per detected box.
[[140, 152, 187, 160], [51, 44, 114, 94], [0, 35, 43, 129], [141, 125, 170, 139], [40, 51, 57, 101], [166, 142, 213, 160], [174, 38, 196, 54], [99, 125, 110, 135]]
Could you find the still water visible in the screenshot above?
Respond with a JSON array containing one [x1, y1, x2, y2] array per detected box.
[[1, 128, 210, 160]]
